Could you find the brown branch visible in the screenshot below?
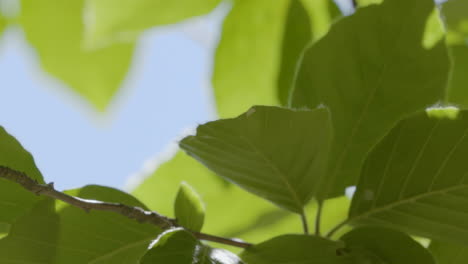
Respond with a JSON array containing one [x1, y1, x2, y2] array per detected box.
[[0, 166, 252, 249]]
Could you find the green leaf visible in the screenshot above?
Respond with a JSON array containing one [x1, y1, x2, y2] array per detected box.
[[0, 126, 44, 224], [180, 106, 331, 213], [0, 14, 6, 36], [429, 240, 468, 264], [141, 229, 243, 264], [442, 0, 468, 107], [85, 0, 221, 46], [241, 234, 350, 264], [348, 110, 468, 245], [290, 0, 450, 198], [213, 0, 340, 117], [20, 0, 135, 111], [175, 182, 205, 232], [341, 226, 435, 264]]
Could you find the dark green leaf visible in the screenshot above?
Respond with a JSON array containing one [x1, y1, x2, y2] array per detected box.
[[429, 240, 468, 264], [290, 0, 450, 198], [0, 126, 44, 224], [349, 110, 468, 245], [241, 234, 350, 264], [20, 0, 135, 111], [175, 182, 205, 232], [213, 0, 339, 117], [140, 229, 243, 264], [85, 0, 221, 46], [341, 226, 435, 264], [180, 106, 331, 213]]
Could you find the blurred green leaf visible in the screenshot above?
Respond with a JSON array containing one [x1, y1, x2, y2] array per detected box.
[[20, 0, 135, 111], [175, 182, 205, 232], [341, 226, 435, 264], [0, 14, 6, 36], [291, 0, 449, 199], [213, 0, 340, 117], [241, 234, 350, 264], [429, 240, 468, 264], [141, 229, 243, 264], [180, 106, 331, 213], [442, 0, 468, 107], [85, 0, 221, 46], [0, 126, 44, 224], [349, 110, 468, 245]]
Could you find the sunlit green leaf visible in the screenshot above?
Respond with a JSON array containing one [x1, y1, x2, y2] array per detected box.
[[241, 234, 350, 264], [0, 14, 6, 36], [429, 240, 468, 264], [175, 182, 205, 232], [141, 229, 243, 264], [20, 0, 135, 111], [341, 226, 435, 264], [213, 0, 340, 117], [85, 0, 221, 46], [349, 110, 468, 245], [180, 106, 331, 213], [291, 0, 450, 198], [0, 126, 44, 224]]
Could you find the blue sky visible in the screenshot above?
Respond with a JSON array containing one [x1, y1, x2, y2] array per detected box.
[[0, 10, 224, 191]]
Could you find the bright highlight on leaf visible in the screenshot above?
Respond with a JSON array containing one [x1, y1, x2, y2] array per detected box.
[[175, 182, 205, 232], [180, 106, 331, 213], [426, 106, 460, 120]]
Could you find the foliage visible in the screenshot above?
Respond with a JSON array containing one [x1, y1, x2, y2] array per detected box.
[[0, 0, 467, 263]]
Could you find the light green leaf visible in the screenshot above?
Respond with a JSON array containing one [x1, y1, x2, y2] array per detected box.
[[442, 0, 468, 107], [341, 226, 435, 264], [291, 0, 450, 198], [241, 234, 350, 264], [85, 0, 221, 46], [349, 110, 468, 245], [180, 106, 331, 213], [0, 14, 6, 36], [20, 0, 135, 111], [175, 182, 205, 232], [213, 0, 340, 117], [0, 126, 44, 224], [356, 0, 382, 7], [141, 229, 243, 264], [429, 240, 468, 264]]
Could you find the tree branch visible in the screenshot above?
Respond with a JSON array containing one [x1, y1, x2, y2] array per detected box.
[[0, 166, 252, 249]]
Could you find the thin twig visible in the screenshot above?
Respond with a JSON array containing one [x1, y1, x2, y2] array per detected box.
[[0, 166, 252, 249], [300, 210, 309, 235], [315, 200, 323, 236]]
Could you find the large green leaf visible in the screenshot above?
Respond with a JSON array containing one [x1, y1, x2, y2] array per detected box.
[[213, 0, 340, 117], [0, 185, 161, 263], [429, 240, 468, 264], [340, 226, 435, 264], [132, 150, 349, 247], [141, 229, 243, 264], [180, 106, 331, 213], [0, 127, 44, 224], [174, 182, 205, 232], [290, 0, 450, 198], [349, 110, 468, 245], [241, 234, 350, 264], [85, 0, 221, 46], [20, 0, 135, 111], [442, 0, 468, 107]]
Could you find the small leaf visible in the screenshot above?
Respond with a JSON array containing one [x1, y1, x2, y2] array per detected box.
[[85, 0, 221, 46], [290, 0, 450, 198], [349, 110, 468, 245], [241, 234, 349, 264], [141, 229, 243, 264], [341, 226, 435, 264], [20, 0, 135, 111], [180, 106, 331, 213], [429, 240, 468, 264], [175, 182, 205, 232]]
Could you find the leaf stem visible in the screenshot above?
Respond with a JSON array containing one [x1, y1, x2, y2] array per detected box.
[[326, 218, 350, 238], [0, 166, 252, 249], [351, 0, 357, 8], [315, 200, 323, 236], [300, 210, 309, 234]]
